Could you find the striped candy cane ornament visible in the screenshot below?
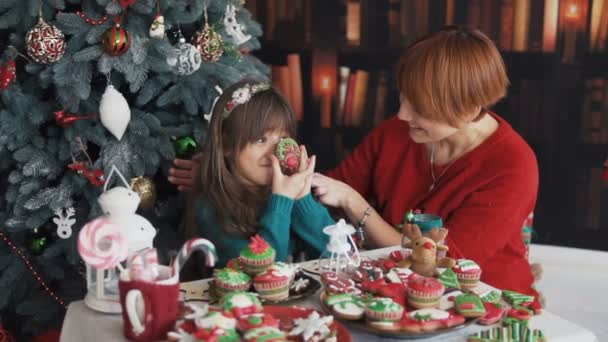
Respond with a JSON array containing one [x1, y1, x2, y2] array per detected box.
[[172, 238, 217, 276]]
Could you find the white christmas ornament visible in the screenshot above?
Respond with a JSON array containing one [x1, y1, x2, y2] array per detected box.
[[167, 38, 201, 76], [98, 166, 157, 254], [149, 14, 165, 39], [224, 4, 252, 46], [53, 207, 76, 239], [99, 85, 130, 140]]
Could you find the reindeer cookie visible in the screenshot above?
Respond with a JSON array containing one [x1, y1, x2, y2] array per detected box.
[[398, 224, 456, 277]]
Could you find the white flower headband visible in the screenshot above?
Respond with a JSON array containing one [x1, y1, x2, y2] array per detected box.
[[222, 82, 271, 118]]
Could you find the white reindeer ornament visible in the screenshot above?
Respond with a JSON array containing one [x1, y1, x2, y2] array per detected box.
[[53, 207, 76, 239], [98, 166, 156, 254], [223, 4, 251, 46]]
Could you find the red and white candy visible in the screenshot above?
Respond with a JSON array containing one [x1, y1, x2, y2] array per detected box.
[[172, 238, 217, 276], [78, 218, 128, 270]]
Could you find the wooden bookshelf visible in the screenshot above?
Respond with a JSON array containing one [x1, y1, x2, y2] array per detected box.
[[250, 0, 608, 251]]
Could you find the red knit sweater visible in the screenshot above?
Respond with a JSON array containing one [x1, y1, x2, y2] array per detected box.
[[328, 114, 539, 296]]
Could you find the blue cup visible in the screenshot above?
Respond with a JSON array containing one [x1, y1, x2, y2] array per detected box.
[[411, 214, 443, 233]]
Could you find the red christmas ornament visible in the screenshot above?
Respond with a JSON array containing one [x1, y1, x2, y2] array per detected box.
[[54, 110, 96, 128], [0, 60, 16, 90], [102, 22, 130, 56], [192, 24, 224, 62], [118, 0, 137, 9], [68, 161, 105, 187], [25, 17, 66, 64]]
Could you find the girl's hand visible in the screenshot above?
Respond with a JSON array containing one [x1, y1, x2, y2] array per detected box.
[[311, 173, 356, 209], [271, 148, 316, 200], [294, 146, 314, 200]]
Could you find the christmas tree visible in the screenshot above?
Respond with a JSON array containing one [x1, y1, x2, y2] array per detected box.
[[0, 0, 267, 338]]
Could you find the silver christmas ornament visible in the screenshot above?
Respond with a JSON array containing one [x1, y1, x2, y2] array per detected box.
[[167, 38, 202, 75]]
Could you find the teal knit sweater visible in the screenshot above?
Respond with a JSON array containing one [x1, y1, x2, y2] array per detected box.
[[195, 193, 333, 267]]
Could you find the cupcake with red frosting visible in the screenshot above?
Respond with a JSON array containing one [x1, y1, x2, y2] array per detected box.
[[253, 264, 292, 301], [239, 235, 276, 275], [453, 259, 482, 289], [408, 276, 445, 309]]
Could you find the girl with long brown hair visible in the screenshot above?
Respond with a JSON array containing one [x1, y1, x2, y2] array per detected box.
[[182, 79, 332, 267]]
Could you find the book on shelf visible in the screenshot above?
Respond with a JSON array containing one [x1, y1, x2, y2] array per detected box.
[[512, 0, 530, 52], [499, 0, 515, 51], [580, 77, 607, 144], [346, 0, 361, 46], [542, 0, 559, 52], [270, 54, 303, 122]]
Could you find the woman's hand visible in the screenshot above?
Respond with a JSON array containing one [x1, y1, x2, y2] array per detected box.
[[311, 173, 356, 209], [271, 146, 316, 199], [168, 153, 202, 192]]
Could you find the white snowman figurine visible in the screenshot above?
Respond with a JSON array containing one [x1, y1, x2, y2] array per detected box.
[[98, 166, 156, 255]]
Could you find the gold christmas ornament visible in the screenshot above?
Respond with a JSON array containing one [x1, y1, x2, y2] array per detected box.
[[129, 176, 157, 209]]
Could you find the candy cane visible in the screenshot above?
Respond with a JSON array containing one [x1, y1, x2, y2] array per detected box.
[[78, 218, 128, 270], [172, 238, 217, 276]]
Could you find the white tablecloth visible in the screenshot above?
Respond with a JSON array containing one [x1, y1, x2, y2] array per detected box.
[[530, 244, 608, 342], [61, 245, 601, 341]]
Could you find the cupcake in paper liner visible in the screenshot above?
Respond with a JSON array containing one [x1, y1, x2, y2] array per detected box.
[[239, 235, 276, 276]]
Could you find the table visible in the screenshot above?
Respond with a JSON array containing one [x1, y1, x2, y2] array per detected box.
[[530, 244, 608, 342], [61, 245, 601, 341]]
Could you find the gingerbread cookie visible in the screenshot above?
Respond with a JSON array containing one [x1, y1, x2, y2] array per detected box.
[[407, 276, 445, 309], [453, 259, 482, 289], [321, 271, 360, 295], [385, 267, 414, 285], [275, 138, 300, 175], [437, 268, 461, 289], [243, 326, 287, 342], [438, 290, 464, 311]]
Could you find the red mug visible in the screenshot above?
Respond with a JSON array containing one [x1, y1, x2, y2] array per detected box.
[[119, 265, 179, 342]]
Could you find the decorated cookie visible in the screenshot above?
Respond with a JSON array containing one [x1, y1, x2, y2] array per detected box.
[[239, 235, 276, 275], [438, 290, 464, 311], [468, 324, 546, 342], [502, 290, 535, 306], [195, 311, 237, 330], [236, 313, 280, 332], [353, 261, 384, 282], [253, 265, 290, 301], [288, 311, 334, 342], [274, 138, 300, 175], [243, 326, 287, 342], [399, 308, 466, 333], [377, 283, 408, 307], [213, 267, 252, 297], [365, 297, 404, 322], [375, 258, 398, 272], [478, 302, 507, 325], [388, 249, 412, 262], [291, 277, 310, 293], [385, 267, 414, 285], [194, 327, 241, 342], [453, 259, 482, 289], [508, 306, 533, 321], [470, 282, 502, 303], [226, 258, 243, 271], [454, 293, 486, 318], [321, 271, 360, 295], [325, 293, 366, 320], [437, 268, 461, 289], [407, 276, 445, 309], [221, 291, 263, 319]]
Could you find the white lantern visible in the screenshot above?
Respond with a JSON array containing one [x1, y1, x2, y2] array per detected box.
[[78, 217, 128, 313], [318, 219, 361, 276], [78, 166, 157, 313]]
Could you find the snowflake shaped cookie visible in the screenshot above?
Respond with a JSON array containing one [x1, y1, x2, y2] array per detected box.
[[289, 311, 333, 341]]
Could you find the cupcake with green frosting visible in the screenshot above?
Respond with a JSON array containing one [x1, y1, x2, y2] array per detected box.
[[213, 267, 252, 298], [239, 235, 276, 275]]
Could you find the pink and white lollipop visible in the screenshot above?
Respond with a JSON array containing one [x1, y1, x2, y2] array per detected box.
[[78, 218, 128, 270], [172, 238, 217, 276]]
